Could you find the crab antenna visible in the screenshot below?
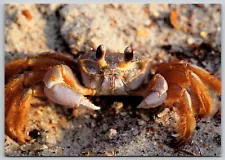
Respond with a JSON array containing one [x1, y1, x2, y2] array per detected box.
[[96, 44, 107, 67], [124, 47, 133, 62]]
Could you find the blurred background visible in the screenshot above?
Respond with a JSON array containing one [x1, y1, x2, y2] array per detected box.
[[5, 4, 221, 156]]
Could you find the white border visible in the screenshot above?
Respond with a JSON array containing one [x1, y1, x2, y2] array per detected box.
[[1, 0, 224, 4], [0, 0, 224, 160]]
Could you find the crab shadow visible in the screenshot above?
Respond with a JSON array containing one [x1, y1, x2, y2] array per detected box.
[[47, 96, 179, 156], [46, 94, 221, 156]]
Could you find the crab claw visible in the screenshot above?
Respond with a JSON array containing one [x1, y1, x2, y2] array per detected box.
[[137, 74, 168, 109], [44, 84, 100, 110], [137, 92, 167, 109], [43, 65, 100, 110]]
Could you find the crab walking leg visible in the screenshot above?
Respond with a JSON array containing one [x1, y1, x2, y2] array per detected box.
[[156, 62, 217, 117], [30, 83, 49, 106], [174, 91, 196, 146], [5, 76, 26, 144], [187, 63, 221, 95], [165, 82, 185, 104], [5, 71, 46, 114], [5, 52, 76, 81], [43, 65, 100, 110], [136, 74, 168, 109], [5, 57, 62, 80], [164, 82, 196, 145], [156, 62, 221, 95], [187, 71, 214, 117], [5, 72, 47, 144], [6, 85, 48, 144], [6, 88, 33, 144]]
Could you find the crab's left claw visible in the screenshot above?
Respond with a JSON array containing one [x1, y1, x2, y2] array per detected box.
[[137, 74, 168, 109], [43, 65, 100, 110]]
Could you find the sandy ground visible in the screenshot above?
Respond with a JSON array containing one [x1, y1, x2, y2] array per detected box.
[[4, 4, 221, 156]]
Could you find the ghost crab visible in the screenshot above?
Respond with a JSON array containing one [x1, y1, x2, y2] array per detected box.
[[5, 45, 221, 146]]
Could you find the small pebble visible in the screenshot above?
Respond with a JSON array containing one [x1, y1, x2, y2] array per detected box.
[[203, 143, 209, 147], [91, 121, 96, 128], [136, 26, 148, 37], [187, 37, 195, 45], [132, 129, 139, 136], [111, 102, 123, 114], [106, 129, 117, 139], [157, 108, 170, 118], [200, 31, 208, 39], [140, 113, 150, 121], [102, 124, 108, 132], [120, 112, 127, 116], [105, 150, 115, 156], [29, 129, 41, 139], [152, 11, 160, 17], [158, 143, 164, 149], [170, 10, 180, 29], [21, 9, 32, 21], [137, 119, 146, 126], [20, 144, 48, 152]]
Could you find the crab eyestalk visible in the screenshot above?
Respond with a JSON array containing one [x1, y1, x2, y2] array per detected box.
[[96, 44, 107, 68], [119, 46, 134, 69], [124, 46, 133, 62]]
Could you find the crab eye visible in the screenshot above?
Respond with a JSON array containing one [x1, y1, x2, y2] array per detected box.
[[96, 44, 107, 68], [124, 47, 133, 62], [96, 44, 106, 60]]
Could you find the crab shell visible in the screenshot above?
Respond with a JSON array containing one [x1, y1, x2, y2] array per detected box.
[[78, 51, 151, 95]]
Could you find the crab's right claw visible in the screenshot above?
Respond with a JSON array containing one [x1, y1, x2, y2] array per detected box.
[[43, 65, 100, 110], [44, 84, 100, 110]]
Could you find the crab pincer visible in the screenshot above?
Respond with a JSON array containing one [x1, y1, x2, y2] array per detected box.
[[43, 65, 100, 110], [137, 74, 168, 109]]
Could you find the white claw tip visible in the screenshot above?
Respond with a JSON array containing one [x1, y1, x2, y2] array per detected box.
[[80, 99, 101, 110], [137, 92, 167, 109]]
